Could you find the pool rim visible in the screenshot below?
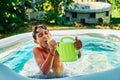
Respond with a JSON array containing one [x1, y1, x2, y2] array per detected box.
[[0, 29, 120, 80], [0, 29, 120, 49]]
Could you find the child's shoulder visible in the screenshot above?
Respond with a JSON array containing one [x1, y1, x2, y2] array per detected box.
[[33, 46, 43, 53]]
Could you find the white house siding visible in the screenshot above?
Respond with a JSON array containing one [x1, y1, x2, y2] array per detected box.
[[86, 18, 97, 23], [65, 12, 72, 21], [28, 11, 45, 21], [96, 11, 111, 23], [74, 0, 106, 2], [77, 13, 89, 23], [64, 2, 111, 24], [96, 12, 105, 18], [74, 0, 96, 2], [32, 0, 46, 4], [65, 11, 111, 24], [77, 13, 89, 18], [103, 16, 111, 23], [30, 12, 38, 20]]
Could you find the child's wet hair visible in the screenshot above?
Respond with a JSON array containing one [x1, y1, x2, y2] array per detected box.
[[32, 25, 47, 40]]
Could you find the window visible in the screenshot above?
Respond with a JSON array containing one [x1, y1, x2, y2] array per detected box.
[[106, 11, 109, 16], [80, 18, 85, 24], [89, 13, 96, 18], [98, 18, 103, 24], [72, 12, 77, 18], [66, 17, 70, 21]]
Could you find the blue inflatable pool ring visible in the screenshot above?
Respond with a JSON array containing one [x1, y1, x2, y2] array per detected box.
[[0, 63, 120, 80]]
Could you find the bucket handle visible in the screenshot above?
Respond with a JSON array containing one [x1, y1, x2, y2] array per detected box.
[[60, 36, 79, 55], [60, 36, 75, 42]]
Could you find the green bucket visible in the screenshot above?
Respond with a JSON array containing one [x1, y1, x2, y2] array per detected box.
[[56, 36, 79, 62]]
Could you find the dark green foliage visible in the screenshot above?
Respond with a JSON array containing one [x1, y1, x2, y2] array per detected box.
[[0, 0, 74, 33], [44, 0, 73, 24], [44, 9, 59, 23], [0, 0, 27, 33]]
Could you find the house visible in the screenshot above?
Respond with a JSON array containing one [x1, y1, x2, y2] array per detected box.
[[74, 0, 107, 2], [63, 1, 112, 24], [25, 0, 46, 21]]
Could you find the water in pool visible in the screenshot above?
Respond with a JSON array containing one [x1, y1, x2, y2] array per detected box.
[[0, 34, 120, 78]]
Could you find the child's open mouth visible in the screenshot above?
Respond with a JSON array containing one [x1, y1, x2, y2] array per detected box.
[[45, 40, 50, 45], [45, 40, 48, 44]]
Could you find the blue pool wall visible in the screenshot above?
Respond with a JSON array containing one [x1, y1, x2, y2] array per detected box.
[[0, 29, 120, 80], [0, 63, 120, 80]]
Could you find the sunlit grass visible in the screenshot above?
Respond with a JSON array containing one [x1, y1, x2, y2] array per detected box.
[[0, 17, 120, 39], [112, 9, 120, 18]]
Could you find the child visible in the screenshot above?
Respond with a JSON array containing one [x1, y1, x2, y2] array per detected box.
[[32, 25, 82, 78]]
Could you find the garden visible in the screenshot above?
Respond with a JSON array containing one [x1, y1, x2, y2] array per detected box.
[[0, 0, 120, 39]]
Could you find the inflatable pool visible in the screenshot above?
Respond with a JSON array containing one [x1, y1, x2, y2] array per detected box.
[[0, 63, 120, 80], [0, 29, 120, 80]]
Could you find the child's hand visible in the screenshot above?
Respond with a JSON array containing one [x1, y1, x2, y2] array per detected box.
[[74, 36, 82, 50], [49, 39, 57, 49], [49, 39, 57, 56]]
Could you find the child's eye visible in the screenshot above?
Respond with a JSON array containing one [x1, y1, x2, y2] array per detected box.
[[45, 31, 48, 34], [38, 33, 43, 37]]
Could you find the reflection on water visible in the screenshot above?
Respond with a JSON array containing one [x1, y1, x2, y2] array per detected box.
[[0, 34, 120, 78]]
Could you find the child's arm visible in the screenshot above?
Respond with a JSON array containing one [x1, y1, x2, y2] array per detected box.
[[40, 48, 56, 75], [78, 50, 81, 58], [74, 36, 82, 50], [74, 36, 82, 58], [33, 47, 56, 75]]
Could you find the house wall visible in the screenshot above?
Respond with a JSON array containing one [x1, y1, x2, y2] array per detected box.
[[65, 10, 111, 24], [74, 0, 106, 2], [96, 12, 111, 23], [28, 11, 45, 21]]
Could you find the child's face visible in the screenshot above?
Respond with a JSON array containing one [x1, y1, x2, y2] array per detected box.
[[35, 27, 51, 47]]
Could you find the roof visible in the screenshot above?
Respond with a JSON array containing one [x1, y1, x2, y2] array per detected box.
[[64, 2, 112, 13]]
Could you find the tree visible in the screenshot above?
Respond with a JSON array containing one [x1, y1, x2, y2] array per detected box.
[[0, 0, 27, 33], [46, 0, 73, 13], [43, 0, 73, 23], [107, 0, 120, 17]]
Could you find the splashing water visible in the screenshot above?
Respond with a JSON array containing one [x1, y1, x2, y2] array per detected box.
[[0, 35, 120, 78]]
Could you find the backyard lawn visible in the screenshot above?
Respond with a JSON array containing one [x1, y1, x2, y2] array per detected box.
[[0, 10, 120, 39]]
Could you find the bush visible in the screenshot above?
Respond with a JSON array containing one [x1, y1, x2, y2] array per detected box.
[[0, 0, 27, 33]]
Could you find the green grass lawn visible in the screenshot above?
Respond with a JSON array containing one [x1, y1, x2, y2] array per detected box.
[[0, 17, 120, 39]]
